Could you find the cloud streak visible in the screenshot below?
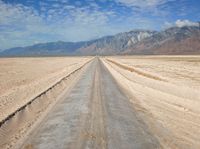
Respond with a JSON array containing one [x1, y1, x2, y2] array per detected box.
[[116, 0, 172, 8], [0, 0, 199, 49], [0, 0, 117, 49]]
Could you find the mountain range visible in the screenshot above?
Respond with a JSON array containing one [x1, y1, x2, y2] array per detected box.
[[0, 26, 200, 56]]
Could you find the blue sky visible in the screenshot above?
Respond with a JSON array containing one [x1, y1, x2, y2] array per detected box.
[[0, 0, 200, 49]]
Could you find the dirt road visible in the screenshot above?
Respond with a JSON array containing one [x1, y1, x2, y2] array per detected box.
[[22, 58, 160, 149]]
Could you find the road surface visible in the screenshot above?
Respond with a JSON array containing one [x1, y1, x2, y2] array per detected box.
[[22, 58, 160, 149]]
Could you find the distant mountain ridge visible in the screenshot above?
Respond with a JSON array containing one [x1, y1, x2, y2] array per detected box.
[[77, 30, 156, 55], [124, 26, 200, 54], [0, 41, 86, 56], [1, 26, 200, 56]]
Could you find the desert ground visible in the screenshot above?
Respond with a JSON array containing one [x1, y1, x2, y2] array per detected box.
[[0, 56, 200, 149], [103, 56, 200, 149]]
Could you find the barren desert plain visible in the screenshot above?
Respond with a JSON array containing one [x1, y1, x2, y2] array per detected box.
[[0, 56, 200, 149]]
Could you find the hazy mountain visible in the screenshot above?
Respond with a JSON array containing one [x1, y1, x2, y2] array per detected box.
[[0, 41, 86, 56], [1, 26, 200, 56]]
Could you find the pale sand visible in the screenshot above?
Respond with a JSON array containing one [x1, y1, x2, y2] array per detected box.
[[0, 57, 92, 149], [103, 56, 200, 149], [1, 56, 200, 149], [0, 57, 91, 122]]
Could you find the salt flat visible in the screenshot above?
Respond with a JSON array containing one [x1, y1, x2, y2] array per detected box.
[[0, 57, 91, 122], [104, 56, 200, 149], [0, 56, 200, 149]]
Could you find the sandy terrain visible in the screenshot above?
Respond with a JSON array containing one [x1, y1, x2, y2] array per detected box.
[[0, 57, 91, 123], [0, 56, 200, 149], [103, 56, 200, 149], [0, 57, 92, 149]]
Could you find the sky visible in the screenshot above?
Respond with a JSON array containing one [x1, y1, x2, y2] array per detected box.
[[0, 0, 200, 49]]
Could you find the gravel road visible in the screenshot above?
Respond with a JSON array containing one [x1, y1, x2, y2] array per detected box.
[[22, 58, 160, 149]]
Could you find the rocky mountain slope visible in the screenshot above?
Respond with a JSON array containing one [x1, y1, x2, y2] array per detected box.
[[124, 26, 200, 54], [77, 30, 156, 55], [0, 26, 200, 56]]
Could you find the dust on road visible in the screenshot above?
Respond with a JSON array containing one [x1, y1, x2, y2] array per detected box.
[[22, 58, 160, 149]]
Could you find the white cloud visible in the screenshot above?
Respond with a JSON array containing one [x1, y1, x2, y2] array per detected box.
[[175, 19, 198, 27], [0, 0, 117, 49], [116, 0, 173, 8], [1, 0, 192, 50], [162, 20, 199, 29], [114, 0, 174, 18]]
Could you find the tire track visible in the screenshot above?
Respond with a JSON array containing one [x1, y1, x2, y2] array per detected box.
[[71, 58, 107, 149], [20, 57, 160, 149], [106, 58, 166, 82]]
